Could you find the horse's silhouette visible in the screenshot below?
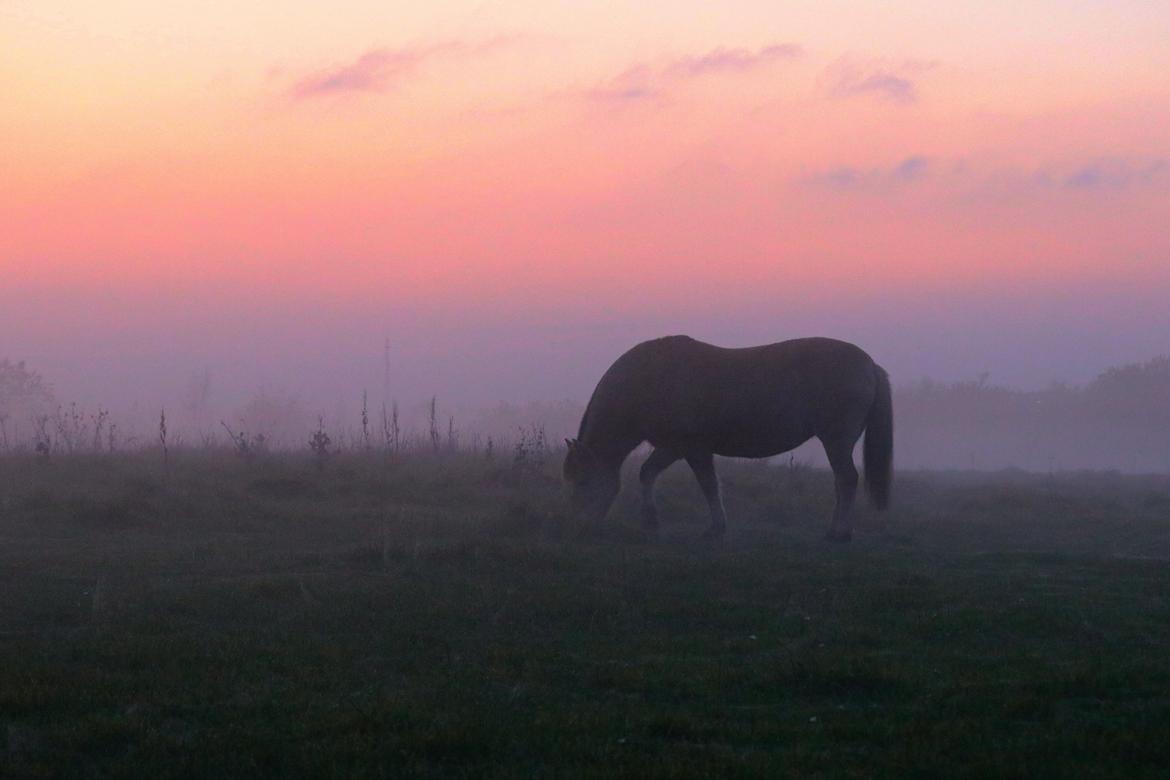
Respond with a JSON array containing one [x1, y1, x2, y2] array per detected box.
[[563, 336, 892, 541]]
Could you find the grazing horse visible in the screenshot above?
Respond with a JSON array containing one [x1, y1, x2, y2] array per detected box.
[[563, 336, 892, 541]]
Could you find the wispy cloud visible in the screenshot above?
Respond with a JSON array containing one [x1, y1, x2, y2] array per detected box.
[[811, 156, 933, 189], [662, 44, 803, 79], [289, 37, 518, 100], [826, 59, 937, 105], [290, 48, 430, 99], [586, 43, 803, 104], [1061, 159, 1168, 190], [586, 64, 664, 103], [835, 71, 916, 102], [892, 156, 930, 181], [806, 155, 1170, 198]]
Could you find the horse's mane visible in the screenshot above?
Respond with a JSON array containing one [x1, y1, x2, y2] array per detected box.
[[576, 395, 595, 440]]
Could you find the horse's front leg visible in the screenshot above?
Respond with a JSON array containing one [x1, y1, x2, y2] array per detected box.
[[639, 447, 680, 531], [685, 451, 726, 539]]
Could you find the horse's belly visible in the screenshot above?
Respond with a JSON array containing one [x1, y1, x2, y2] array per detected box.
[[713, 431, 812, 459], [641, 384, 818, 458]]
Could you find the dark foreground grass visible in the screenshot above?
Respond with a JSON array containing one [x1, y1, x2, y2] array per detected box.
[[3, 451, 1170, 777]]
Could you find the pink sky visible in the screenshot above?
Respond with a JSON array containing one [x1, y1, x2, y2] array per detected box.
[[3, 1, 1169, 412]]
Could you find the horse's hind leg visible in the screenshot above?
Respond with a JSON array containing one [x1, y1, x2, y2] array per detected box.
[[685, 451, 727, 540], [820, 435, 860, 542], [639, 448, 680, 531]]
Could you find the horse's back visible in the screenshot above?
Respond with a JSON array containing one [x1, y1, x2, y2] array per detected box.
[[613, 335, 875, 393], [590, 335, 880, 457]]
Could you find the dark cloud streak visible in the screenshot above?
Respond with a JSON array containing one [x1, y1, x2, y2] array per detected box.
[[586, 43, 802, 104], [806, 155, 1170, 195], [826, 60, 937, 105], [836, 71, 917, 102], [662, 43, 803, 78], [289, 37, 518, 100], [811, 156, 933, 189], [1063, 159, 1168, 190]]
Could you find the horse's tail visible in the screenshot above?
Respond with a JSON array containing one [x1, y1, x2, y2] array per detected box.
[[863, 364, 893, 510]]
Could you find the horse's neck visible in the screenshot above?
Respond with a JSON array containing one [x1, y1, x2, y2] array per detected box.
[[581, 422, 640, 469]]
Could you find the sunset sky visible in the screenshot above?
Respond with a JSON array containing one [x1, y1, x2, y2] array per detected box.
[[3, 1, 1169, 415]]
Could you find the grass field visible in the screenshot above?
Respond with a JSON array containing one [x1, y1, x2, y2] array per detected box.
[[3, 450, 1170, 777]]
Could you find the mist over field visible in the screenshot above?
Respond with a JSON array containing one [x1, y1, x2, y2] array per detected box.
[[5, 336, 1170, 473]]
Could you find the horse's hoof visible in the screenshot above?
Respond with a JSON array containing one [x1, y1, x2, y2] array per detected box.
[[824, 529, 852, 543]]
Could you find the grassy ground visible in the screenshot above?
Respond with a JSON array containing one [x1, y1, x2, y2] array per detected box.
[[2, 450, 1170, 777]]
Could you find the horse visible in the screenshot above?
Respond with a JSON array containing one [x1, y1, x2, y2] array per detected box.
[[563, 336, 892, 542]]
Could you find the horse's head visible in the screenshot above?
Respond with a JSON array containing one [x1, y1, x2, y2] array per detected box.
[[563, 438, 619, 521]]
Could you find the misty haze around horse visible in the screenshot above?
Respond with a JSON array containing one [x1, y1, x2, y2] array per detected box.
[[5, 346, 1170, 473]]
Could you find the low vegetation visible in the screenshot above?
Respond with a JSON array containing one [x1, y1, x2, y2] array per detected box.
[[3, 451, 1170, 776]]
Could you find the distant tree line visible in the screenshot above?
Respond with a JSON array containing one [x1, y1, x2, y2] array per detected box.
[[0, 359, 57, 449], [894, 356, 1170, 472]]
